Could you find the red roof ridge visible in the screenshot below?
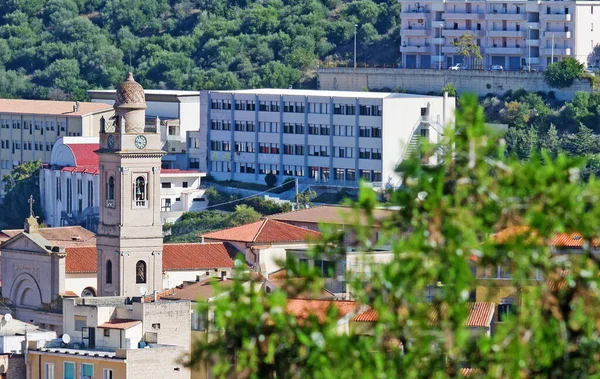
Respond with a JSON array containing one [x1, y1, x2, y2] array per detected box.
[[252, 219, 270, 242], [164, 241, 224, 246]]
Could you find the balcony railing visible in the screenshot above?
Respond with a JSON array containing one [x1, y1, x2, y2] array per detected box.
[[133, 200, 147, 208]]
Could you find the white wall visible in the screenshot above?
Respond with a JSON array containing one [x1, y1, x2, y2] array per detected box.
[[162, 268, 233, 289], [65, 274, 97, 297], [574, 2, 598, 66]]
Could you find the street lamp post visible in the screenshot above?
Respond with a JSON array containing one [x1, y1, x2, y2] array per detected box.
[[438, 23, 444, 70], [354, 24, 358, 69], [528, 26, 532, 72]]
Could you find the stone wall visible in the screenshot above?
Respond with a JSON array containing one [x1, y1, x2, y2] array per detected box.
[[0, 354, 25, 379], [123, 346, 190, 379], [317, 68, 593, 101]]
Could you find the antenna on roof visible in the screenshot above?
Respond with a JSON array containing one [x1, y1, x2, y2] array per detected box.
[[62, 334, 71, 345]]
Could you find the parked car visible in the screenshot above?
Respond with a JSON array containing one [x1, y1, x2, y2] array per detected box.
[[449, 63, 467, 71], [520, 66, 538, 72], [585, 65, 599, 74], [490, 65, 503, 71]]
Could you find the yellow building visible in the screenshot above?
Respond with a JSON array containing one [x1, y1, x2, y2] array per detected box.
[[0, 99, 113, 195]]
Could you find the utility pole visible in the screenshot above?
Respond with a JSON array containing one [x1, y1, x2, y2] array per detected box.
[[295, 177, 299, 211], [551, 33, 555, 64], [354, 24, 358, 69], [528, 26, 532, 72], [438, 23, 443, 70]]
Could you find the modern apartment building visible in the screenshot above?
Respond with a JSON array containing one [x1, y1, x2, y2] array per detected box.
[[89, 89, 201, 170], [195, 89, 454, 188], [0, 99, 113, 194], [399, 0, 600, 70]]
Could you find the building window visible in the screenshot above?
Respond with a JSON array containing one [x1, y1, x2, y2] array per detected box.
[[66, 178, 72, 213], [106, 260, 112, 284], [103, 369, 113, 379], [189, 158, 200, 169], [87, 180, 94, 208], [497, 298, 516, 322], [81, 363, 94, 379], [107, 176, 115, 201], [162, 182, 172, 189], [64, 362, 75, 379], [134, 176, 146, 206], [152, 323, 161, 329], [136, 260, 147, 283], [44, 363, 54, 379], [104, 328, 110, 337], [183, 181, 188, 188], [56, 177, 61, 201]]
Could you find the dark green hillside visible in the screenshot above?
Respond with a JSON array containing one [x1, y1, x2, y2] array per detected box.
[[0, 0, 400, 100]]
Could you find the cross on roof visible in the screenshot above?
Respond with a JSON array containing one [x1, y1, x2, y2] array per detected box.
[[28, 195, 35, 217]]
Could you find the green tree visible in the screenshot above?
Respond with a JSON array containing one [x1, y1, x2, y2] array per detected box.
[[229, 204, 261, 226], [264, 173, 277, 187], [451, 32, 482, 69], [441, 83, 457, 97], [188, 95, 600, 377], [543, 58, 584, 89], [295, 188, 317, 209], [0, 160, 43, 228]]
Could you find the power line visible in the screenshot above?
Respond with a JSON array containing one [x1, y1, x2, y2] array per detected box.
[[203, 181, 293, 210]]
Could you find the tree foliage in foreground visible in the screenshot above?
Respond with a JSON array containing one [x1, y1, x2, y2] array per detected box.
[[188, 94, 600, 377]]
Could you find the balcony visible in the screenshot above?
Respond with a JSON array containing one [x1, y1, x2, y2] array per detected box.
[[432, 37, 445, 45], [544, 31, 571, 39], [486, 12, 527, 21], [443, 12, 485, 20], [541, 47, 572, 56], [526, 57, 541, 65], [400, 45, 431, 53], [431, 55, 444, 62], [527, 22, 540, 29], [486, 46, 527, 54], [402, 10, 431, 19], [540, 13, 571, 21], [528, 39, 540, 47], [402, 28, 429, 36], [442, 46, 459, 54], [488, 30, 526, 38], [442, 29, 483, 37]]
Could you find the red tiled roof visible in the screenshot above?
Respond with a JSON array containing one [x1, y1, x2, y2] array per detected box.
[[98, 319, 141, 330], [162, 278, 235, 301], [494, 226, 600, 247], [202, 219, 321, 244], [67, 143, 99, 166], [285, 299, 359, 324], [163, 242, 235, 271], [353, 302, 495, 329], [65, 247, 97, 274], [2, 226, 96, 247], [0, 99, 112, 116], [268, 205, 394, 226], [61, 242, 236, 274], [62, 291, 79, 297]]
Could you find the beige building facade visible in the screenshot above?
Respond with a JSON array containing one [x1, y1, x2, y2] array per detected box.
[[0, 99, 113, 195], [399, 0, 600, 70]]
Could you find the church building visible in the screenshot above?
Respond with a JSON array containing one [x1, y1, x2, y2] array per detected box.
[[0, 74, 238, 332]]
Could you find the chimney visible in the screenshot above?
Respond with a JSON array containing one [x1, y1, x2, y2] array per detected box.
[[200, 236, 205, 244], [72, 104, 76, 112], [75, 101, 80, 112]]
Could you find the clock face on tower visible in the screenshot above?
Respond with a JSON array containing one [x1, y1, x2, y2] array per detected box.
[[107, 135, 115, 149], [135, 135, 147, 149]]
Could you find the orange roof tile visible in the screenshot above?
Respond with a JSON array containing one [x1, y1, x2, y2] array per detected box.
[[62, 291, 79, 297], [285, 299, 359, 324], [494, 226, 600, 247], [0, 99, 112, 116], [98, 319, 141, 330], [162, 278, 235, 301], [62, 242, 236, 274], [268, 205, 393, 226], [353, 302, 495, 329], [202, 219, 321, 244], [2, 226, 96, 248], [65, 247, 97, 274], [163, 242, 236, 270]]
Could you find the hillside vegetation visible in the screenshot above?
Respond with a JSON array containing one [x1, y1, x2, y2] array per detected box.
[[0, 0, 400, 100]]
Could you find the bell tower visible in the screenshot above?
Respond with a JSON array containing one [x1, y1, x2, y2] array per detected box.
[[96, 73, 165, 297]]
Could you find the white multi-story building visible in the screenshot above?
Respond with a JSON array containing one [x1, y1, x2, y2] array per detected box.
[[88, 89, 201, 170], [194, 89, 454, 188], [399, 0, 600, 70], [40, 137, 206, 230], [0, 99, 113, 194]]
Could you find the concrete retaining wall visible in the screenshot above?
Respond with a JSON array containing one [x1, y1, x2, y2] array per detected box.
[[317, 68, 593, 101]]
